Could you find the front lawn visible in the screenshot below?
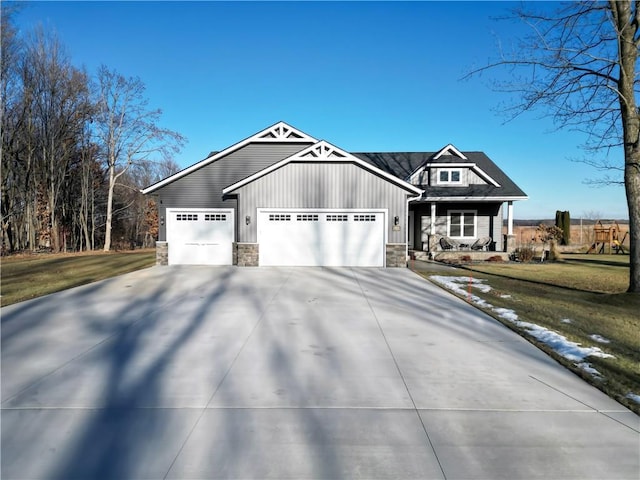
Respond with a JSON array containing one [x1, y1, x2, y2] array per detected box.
[[412, 255, 640, 414], [1, 250, 156, 307]]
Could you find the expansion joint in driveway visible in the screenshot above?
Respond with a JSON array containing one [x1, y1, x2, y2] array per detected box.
[[351, 269, 448, 480], [162, 269, 294, 480]]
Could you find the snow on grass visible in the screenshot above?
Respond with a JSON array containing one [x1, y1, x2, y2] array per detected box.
[[430, 276, 494, 308], [577, 362, 603, 377], [561, 318, 572, 324], [429, 275, 615, 366], [589, 334, 611, 344], [626, 393, 640, 404]]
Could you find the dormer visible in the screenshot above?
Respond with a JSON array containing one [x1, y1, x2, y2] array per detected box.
[[408, 144, 500, 188]]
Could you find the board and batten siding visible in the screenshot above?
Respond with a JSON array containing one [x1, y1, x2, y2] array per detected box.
[[153, 142, 311, 240], [428, 167, 487, 186], [234, 162, 413, 243]]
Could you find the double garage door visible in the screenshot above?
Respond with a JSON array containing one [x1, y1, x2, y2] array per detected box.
[[258, 210, 385, 267], [167, 209, 386, 267]]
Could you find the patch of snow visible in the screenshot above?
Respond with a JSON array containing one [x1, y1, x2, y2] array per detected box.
[[626, 393, 640, 404], [589, 334, 611, 344], [430, 275, 615, 363], [561, 318, 572, 324], [518, 323, 615, 362], [494, 307, 519, 322], [500, 294, 512, 299], [429, 276, 494, 308], [577, 362, 602, 377]]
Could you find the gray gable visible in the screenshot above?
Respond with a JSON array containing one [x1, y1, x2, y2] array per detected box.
[[151, 142, 311, 207]]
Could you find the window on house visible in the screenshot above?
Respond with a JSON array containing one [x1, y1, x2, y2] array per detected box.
[[448, 210, 476, 238], [438, 169, 462, 184]]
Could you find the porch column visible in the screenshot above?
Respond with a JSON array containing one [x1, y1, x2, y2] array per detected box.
[[507, 201, 514, 235], [430, 203, 436, 235], [429, 203, 437, 252], [505, 201, 516, 253]]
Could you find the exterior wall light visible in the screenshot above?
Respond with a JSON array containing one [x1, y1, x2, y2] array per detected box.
[[160, 215, 164, 226], [394, 216, 399, 226], [246, 215, 251, 225]]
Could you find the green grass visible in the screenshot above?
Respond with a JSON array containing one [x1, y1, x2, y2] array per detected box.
[[1, 250, 155, 307], [470, 254, 631, 293], [412, 255, 640, 414]]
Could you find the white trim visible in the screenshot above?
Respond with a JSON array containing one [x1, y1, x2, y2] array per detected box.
[[436, 168, 463, 185], [142, 121, 317, 194], [433, 144, 467, 160], [423, 195, 528, 202], [447, 209, 477, 239], [223, 140, 423, 196]]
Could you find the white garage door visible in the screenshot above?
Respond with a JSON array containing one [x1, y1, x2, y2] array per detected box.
[[167, 209, 233, 265], [258, 210, 385, 267]]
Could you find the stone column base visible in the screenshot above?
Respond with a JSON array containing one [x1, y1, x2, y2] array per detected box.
[[386, 243, 406, 267], [156, 241, 168, 265], [504, 234, 516, 253], [235, 243, 259, 266]]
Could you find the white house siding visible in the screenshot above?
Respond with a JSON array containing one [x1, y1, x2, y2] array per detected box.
[[233, 162, 411, 244], [153, 143, 311, 240]]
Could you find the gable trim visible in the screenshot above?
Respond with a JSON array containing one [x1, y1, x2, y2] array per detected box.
[[433, 144, 467, 160], [141, 121, 317, 194], [223, 140, 423, 195]]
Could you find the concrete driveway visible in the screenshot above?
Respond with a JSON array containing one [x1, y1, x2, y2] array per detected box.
[[1, 266, 638, 479]]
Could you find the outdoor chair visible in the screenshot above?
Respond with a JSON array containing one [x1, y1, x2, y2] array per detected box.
[[439, 236, 460, 251], [470, 236, 492, 251]]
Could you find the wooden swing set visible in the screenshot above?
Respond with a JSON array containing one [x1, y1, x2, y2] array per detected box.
[[587, 220, 629, 254]]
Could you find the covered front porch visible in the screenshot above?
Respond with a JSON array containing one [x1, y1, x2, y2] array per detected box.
[[408, 200, 517, 254]]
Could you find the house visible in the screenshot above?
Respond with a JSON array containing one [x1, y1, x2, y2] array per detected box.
[[142, 121, 527, 267], [354, 146, 528, 254]]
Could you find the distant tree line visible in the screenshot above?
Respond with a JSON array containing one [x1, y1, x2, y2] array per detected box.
[[1, 6, 184, 254]]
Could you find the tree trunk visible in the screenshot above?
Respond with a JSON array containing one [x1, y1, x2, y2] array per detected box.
[[624, 148, 640, 293], [610, 0, 640, 293], [103, 161, 115, 251]]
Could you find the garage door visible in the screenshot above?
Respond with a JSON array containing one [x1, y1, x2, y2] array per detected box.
[[258, 210, 385, 267], [167, 209, 233, 265]]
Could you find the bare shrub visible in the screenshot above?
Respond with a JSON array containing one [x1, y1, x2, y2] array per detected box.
[[516, 246, 535, 263]]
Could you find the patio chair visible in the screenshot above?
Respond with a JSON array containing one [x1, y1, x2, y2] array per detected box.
[[470, 236, 492, 251], [439, 236, 460, 251]]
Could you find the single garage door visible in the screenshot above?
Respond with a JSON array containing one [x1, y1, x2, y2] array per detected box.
[[167, 209, 233, 265], [258, 210, 385, 267]]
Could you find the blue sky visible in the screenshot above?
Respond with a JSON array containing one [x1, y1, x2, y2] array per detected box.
[[12, 1, 630, 220]]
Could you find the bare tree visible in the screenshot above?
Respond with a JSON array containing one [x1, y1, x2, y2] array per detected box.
[[1, 19, 92, 253], [93, 66, 184, 251], [26, 28, 92, 251], [468, 1, 640, 293]]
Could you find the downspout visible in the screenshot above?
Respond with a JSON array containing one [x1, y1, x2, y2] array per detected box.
[[406, 191, 423, 265]]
